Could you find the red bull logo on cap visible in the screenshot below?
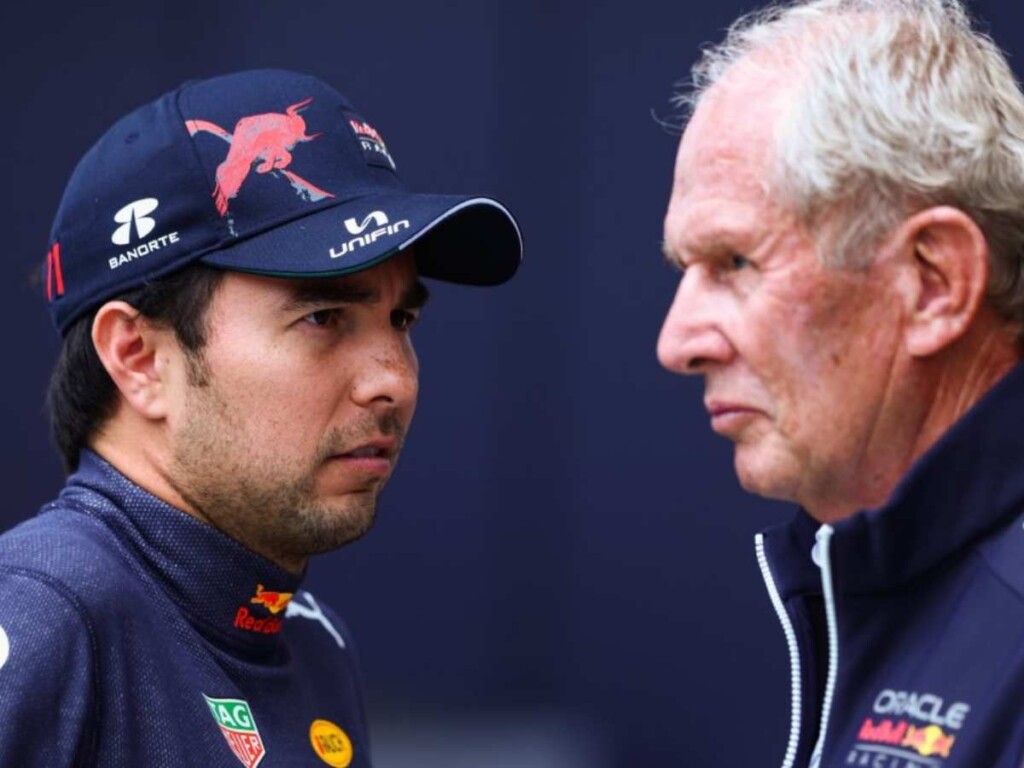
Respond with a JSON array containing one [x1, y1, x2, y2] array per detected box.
[[185, 98, 334, 219], [347, 116, 396, 171]]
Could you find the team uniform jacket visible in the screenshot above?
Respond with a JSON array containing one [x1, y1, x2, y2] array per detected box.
[[0, 450, 372, 767], [756, 364, 1024, 768]]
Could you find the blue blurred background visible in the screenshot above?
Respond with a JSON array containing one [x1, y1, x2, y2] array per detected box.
[[3, 1, 1020, 765]]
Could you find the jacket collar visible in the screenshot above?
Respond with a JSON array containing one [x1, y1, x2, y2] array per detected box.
[[57, 450, 304, 653], [763, 362, 1024, 596]]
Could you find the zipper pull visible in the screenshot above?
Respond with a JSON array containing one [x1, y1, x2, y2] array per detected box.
[[811, 524, 831, 569], [809, 524, 837, 768]]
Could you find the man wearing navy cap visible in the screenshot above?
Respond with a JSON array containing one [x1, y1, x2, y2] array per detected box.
[[0, 69, 521, 767], [658, 0, 1024, 765]]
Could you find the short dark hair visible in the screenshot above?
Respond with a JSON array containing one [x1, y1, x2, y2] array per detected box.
[[47, 264, 225, 472]]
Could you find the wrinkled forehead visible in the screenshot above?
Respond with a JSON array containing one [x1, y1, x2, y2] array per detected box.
[[672, 68, 796, 206]]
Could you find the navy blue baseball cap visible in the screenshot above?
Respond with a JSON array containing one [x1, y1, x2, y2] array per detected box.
[[42, 68, 523, 335]]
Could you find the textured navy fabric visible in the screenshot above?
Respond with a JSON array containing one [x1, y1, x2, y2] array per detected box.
[[760, 363, 1024, 767], [0, 450, 372, 767]]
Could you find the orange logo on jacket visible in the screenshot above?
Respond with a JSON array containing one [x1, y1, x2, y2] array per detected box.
[[250, 584, 294, 615], [902, 725, 956, 758], [232, 584, 294, 635]]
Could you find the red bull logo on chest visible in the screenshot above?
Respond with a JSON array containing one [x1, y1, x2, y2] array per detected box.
[[250, 583, 293, 615], [846, 688, 970, 766], [233, 584, 294, 635]]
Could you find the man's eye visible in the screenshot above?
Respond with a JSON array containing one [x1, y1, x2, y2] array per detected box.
[[730, 254, 751, 270], [391, 309, 418, 331], [303, 309, 339, 327]]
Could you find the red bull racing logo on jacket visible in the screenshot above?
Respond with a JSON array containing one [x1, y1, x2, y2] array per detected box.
[[234, 584, 293, 635], [847, 688, 970, 765], [185, 98, 334, 219], [250, 583, 293, 615]]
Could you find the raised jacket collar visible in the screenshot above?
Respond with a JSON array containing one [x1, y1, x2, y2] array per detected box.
[[56, 449, 304, 653], [763, 362, 1024, 596]]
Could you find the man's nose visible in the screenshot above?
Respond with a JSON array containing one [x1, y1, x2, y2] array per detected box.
[[657, 272, 733, 374], [351, 340, 419, 413]]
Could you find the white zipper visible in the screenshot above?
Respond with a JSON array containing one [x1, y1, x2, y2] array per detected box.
[[755, 533, 801, 768], [809, 524, 839, 768]]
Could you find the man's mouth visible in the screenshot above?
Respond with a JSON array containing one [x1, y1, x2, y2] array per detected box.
[[705, 401, 761, 435], [329, 438, 399, 475], [343, 445, 391, 459]]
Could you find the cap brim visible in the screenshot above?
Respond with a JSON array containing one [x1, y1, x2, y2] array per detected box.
[[199, 192, 522, 285]]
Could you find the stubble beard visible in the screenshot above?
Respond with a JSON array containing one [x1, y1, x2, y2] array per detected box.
[[168, 377, 404, 569]]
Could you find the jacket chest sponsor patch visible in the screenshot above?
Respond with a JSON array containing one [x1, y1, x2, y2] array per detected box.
[[204, 694, 267, 768], [309, 719, 354, 767], [846, 688, 971, 766]]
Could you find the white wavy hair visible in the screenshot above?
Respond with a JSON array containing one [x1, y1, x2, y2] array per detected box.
[[679, 0, 1024, 343]]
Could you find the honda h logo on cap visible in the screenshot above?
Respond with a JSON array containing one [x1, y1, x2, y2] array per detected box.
[[112, 198, 159, 245], [344, 211, 389, 235]]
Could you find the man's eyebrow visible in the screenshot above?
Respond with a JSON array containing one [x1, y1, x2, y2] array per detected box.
[[281, 280, 378, 310], [401, 280, 430, 310], [662, 240, 695, 270], [663, 217, 750, 268], [280, 277, 430, 311]]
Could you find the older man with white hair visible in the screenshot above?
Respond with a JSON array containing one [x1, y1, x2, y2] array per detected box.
[[658, 1, 1024, 765]]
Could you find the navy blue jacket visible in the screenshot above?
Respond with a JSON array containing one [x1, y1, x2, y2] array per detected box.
[[0, 450, 372, 767], [757, 364, 1024, 768]]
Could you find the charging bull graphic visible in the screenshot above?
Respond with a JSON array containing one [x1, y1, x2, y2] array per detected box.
[[250, 584, 294, 615], [185, 98, 334, 218]]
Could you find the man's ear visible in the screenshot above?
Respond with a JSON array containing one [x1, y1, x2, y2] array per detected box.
[[91, 302, 173, 420], [898, 206, 990, 358]]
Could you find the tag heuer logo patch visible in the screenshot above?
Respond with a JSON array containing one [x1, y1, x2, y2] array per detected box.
[[203, 694, 267, 768]]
